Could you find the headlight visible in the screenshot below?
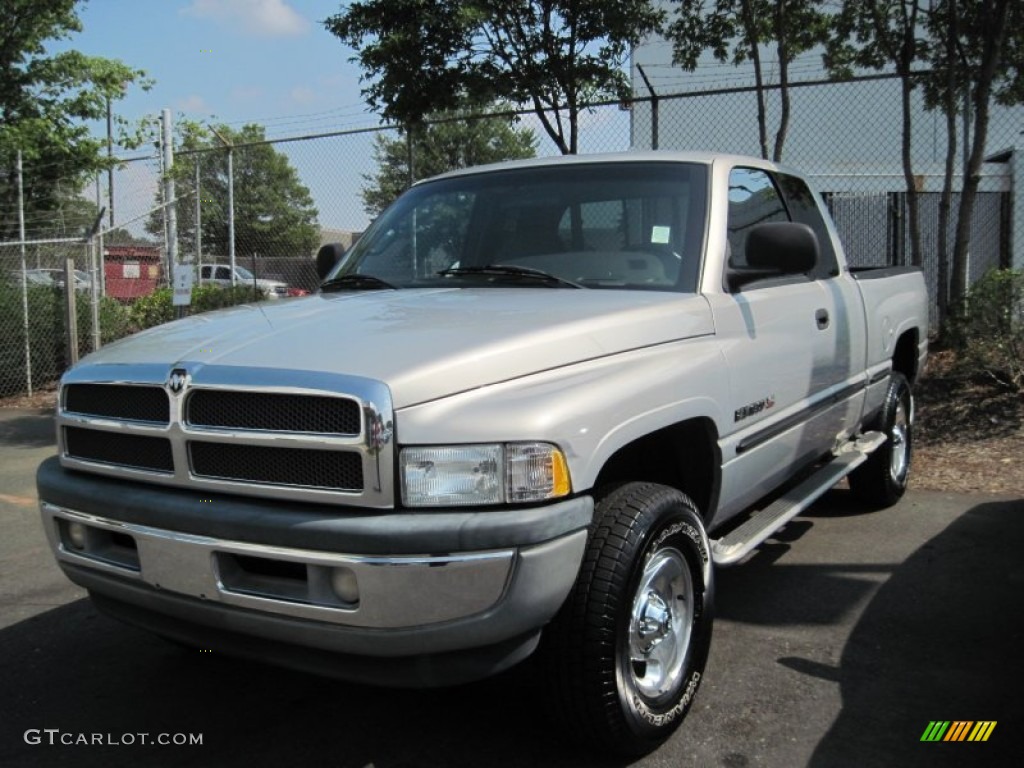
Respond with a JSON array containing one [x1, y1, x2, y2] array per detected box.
[[400, 442, 571, 507]]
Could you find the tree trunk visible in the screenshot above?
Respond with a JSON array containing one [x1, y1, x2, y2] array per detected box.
[[772, 1, 790, 162], [935, 0, 960, 333], [950, 0, 1010, 308], [740, 0, 768, 159], [898, 73, 923, 267]]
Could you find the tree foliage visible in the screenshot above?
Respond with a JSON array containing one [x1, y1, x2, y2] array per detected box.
[[325, 0, 663, 154], [362, 111, 537, 216], [0, 0, 150, 241], [925, 0, 1022, 313], [826, 0, 1022, 316], [145, 123, 320, 259], [668, 0, 830, 161]]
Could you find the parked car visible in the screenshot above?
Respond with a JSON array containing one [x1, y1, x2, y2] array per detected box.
[[198, 264, 288, 299], [38, 152, 928, 756], [6, 269, 56, 287], [24, 268, 92, 291]]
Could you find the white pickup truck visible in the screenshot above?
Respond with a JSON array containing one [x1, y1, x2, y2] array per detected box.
[[37, 152, 927, 756], [198, 263, 288, 299]]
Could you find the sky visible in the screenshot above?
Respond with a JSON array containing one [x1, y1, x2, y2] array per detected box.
[[46, 0, 400, 233], [46, 0, 632, 234], [55, 0, 376, 141]]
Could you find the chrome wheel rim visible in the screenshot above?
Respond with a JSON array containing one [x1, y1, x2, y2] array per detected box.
[[628, 547, 694, 700], [890, 396, 910, 482]]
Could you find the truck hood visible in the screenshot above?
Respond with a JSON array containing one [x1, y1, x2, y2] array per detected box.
[[75, 289, 715, 408]]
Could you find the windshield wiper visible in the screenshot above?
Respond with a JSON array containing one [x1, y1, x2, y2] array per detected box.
[[439, 264, 583, 289], [320, 273, 397, 292]]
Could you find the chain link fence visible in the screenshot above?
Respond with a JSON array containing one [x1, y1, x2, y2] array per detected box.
[[1, 72, 1021, 399], [630, 74, 1022, 326]]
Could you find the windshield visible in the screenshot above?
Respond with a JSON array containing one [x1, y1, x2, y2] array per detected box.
[[234, 266, 254, 280], [327, 162, 708, 292]]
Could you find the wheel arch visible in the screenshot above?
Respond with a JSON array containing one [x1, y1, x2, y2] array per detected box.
[[591, 418, 721, 522], [892, 328, 920, 385]]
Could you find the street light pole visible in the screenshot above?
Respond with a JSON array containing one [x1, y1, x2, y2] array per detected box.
[[210, 125, 236, 286]]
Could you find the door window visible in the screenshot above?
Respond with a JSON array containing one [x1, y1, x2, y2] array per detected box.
[[726, 168, 788, 269]]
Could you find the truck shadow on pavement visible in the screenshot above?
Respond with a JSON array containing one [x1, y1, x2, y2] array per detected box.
[[711, 491, 1023, 768], [0, 599, 620, 767], [805, 496, 1024, 768]]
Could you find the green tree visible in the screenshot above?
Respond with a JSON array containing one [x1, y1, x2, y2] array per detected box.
[[926, 0, 1022, 314], [0, 0, 149, 242], [826, 1, 929, 268], [145, 123, 320, 259], [362, 111, 537, 216], [324, 0, 663, 154], [669, 0, 830, 161]]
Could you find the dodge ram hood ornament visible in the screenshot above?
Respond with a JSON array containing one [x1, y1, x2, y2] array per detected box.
[[168, 368, 190, 394]]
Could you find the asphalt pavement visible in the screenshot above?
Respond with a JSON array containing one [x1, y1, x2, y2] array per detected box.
[[1, 407, 1021, 767]]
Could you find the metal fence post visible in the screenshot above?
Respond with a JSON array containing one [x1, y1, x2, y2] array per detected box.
[[195, 156, 202, 275], [637, 64, 659, 150], [16, 150, 33, 395], [90, 235, 101, 352], [65, 253, 79, 367]]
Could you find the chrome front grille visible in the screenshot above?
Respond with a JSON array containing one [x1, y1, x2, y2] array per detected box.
[[185, 390, 360, 434], [64, 383, 170, 424], [56, 365, 395, 508]]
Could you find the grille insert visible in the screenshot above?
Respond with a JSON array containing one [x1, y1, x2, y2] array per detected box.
[[64, 427, 174, 473], [189, 441, 363, 491], [64, 384, 170, 424], [186, 390, 361, 435]]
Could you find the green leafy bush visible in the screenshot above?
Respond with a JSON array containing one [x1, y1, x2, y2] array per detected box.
[[949, 268, 1024, 391], [126, 284, 263, 333], [0, 282, 67, 395]]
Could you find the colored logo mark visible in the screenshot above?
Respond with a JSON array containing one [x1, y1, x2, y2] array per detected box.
[[921, 721, 996, 742]]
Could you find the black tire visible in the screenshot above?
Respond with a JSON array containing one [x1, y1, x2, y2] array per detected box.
[[540, 482, 714, 756], [848, 371, 914, 508]]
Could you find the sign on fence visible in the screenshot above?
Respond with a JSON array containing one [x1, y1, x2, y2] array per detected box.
[[172, 269, 194, 306]]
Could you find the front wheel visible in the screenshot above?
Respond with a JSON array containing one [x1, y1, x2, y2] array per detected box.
[[540, 483, 714, 756], [848, 371, 914, 508]]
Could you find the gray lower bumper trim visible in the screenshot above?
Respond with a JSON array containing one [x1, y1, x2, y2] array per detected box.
[[37, 456, 593, 553]]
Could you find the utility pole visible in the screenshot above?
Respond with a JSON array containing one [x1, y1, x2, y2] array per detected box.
[[106, 95, 115, 228], [210, 125, 236, 286], [161, 109, 178, 287]]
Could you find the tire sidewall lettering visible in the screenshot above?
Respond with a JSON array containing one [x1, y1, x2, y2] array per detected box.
[[623, 506, 711, 731]]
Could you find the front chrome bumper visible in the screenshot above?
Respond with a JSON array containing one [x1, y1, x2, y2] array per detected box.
[[42, 503, 517, 629]]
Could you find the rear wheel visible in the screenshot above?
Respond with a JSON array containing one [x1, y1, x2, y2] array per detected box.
[[849, 371, 914, 508], [541, 482, 714, 756]]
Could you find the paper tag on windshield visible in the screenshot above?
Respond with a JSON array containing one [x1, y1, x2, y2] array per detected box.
[[651, 226, 671, 244]]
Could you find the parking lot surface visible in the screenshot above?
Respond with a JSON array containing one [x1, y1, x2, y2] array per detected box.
[[1, 407, 1021, 767]]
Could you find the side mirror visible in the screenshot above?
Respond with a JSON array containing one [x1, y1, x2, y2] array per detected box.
[[727, 222, 818, 291], [316, 243, 347, 280]]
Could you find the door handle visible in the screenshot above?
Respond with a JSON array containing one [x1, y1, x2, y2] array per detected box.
[[815, 308, 830, 330]]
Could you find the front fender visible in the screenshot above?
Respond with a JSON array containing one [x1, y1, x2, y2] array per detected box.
[[395, 337, 728, 493]]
